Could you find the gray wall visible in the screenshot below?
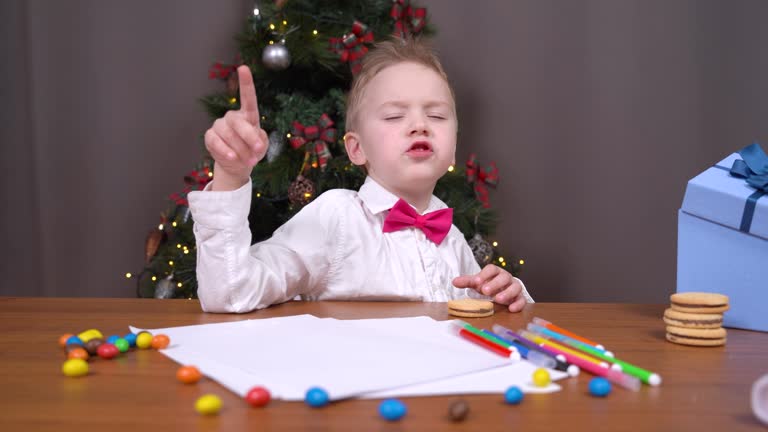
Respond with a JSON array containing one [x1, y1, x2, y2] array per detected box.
[[2, 1, 766, 302]]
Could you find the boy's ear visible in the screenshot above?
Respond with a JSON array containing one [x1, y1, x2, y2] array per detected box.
[[344, 132, 367, 166]]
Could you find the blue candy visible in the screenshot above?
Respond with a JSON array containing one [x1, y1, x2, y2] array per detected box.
[[65, 336, 83, 346], [378, 398, 407, 421], [504, 386, 524, 404], [305, 387, 329, 408], [106, 335, 120, 344], [589, 377, 612, 397], [123, 333, 137, 347]]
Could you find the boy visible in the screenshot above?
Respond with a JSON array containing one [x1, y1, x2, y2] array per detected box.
[[189, 39, 533, 313]]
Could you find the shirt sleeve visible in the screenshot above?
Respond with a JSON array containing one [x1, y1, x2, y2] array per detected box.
[[188, 181, 342, 313]]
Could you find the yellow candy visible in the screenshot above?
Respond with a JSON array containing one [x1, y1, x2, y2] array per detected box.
[[195, 394, 222, 415], [532, 368, 551, 387], [77, 329, 103, 343], [135, 331, 153, 349], [62, 358, 89, 377]]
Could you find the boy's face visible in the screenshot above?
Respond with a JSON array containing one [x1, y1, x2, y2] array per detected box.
[[345, 62, 457, 199]]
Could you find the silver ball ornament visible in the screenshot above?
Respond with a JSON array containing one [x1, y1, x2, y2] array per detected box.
[[262, 43, 291, 70], [266, 130, 285, 162]]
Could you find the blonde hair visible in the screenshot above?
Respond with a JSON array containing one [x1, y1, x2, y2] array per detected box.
[[345, 38, 455, 132]]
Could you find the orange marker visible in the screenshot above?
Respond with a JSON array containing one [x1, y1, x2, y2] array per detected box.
[[532, 317, 603, 349]]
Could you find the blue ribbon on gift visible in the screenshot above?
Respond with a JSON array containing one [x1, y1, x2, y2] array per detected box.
[[727, 143, 768, 233]]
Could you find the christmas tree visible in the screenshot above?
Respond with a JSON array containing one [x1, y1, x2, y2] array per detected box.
[[131, 0, 522, 299]]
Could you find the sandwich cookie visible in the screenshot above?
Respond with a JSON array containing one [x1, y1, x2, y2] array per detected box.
[[670, 292, 729, 314], [447, 299, 494, 318], [663, 308, 723, 329], [665, 325, 727, 347]]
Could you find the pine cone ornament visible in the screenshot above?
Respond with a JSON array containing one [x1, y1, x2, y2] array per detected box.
[[468, 233, 493, 267], [288, 175, 315, 206], [144, 229, 164, 264]]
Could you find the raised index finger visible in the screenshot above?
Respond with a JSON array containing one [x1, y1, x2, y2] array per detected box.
[[237, 65, 260, 126]]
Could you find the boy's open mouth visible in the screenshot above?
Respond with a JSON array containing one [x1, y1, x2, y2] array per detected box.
[[406, 141, 433, 157]]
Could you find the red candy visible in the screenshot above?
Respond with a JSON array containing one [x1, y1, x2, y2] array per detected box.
[[97, 343, 119, 359], [245, 386, 271, 407]]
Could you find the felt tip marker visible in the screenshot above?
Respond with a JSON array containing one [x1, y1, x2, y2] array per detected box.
[[450, 323, 521, 361], [532, 317, 605, 349], [528, 324, 661, 386], [526, 323, 614, 357], [491, 324, 580, 377]]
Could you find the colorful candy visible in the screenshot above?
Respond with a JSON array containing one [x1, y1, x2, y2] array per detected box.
[[77, 329, 103, 343], [305, 387, 330, 407], [135, 332, 153, 349], [245, 386, 271, 407], [84, 338, 103, 356], [448, 399, 470, 422], [532, 368, 551, 387], [378, 398, 407, 421], [59, 333, 74, 348], [62, 358, 89, 377], [504, 386, 524, 404], [65, 336, 83, 347], [67, 347, 89, 361], [176, 366, 202, 384], [195, 394, 222, 415], [106, 335, 120, 344], [123, 333, 137, 347], [151, 334, 170, 349], [97, 343, 119, 359], [113, 338, 130, 353], [589, 377, 612, 397]]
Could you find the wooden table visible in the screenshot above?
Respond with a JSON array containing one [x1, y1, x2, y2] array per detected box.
[[1, 298, 766, 431]]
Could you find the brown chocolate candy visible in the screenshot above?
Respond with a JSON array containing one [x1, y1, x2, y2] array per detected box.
[[84, 338, 103, 356], [448, 399, 469, 422]]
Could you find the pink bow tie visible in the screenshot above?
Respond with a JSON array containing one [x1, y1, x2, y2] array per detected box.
[[382, 198, 453, 245]]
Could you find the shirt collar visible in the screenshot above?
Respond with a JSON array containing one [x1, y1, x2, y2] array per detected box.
[[358, 176, 448, 215]]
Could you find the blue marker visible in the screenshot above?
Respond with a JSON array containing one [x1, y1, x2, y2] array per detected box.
[[491, 324, 580, 377]]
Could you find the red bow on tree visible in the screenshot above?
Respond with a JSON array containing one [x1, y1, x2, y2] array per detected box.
[[466, 154, 499, 208], [390, 0, 427, 38], [290, 114, 337, 169], [169, 166, 213, 206], [329, 21, 374, 75]]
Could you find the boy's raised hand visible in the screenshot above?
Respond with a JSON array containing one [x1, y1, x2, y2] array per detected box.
[[453, 265, 526, 312], [205, 65, 268, 191]]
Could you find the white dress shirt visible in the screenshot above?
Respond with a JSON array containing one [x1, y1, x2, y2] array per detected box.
[[189, 176, 533, 313]]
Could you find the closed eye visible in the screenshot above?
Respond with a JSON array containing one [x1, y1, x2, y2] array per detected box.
[[428, 115, 447, 120], [384, 115, 404, 121]]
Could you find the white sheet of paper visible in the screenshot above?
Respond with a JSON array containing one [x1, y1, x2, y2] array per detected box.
[[131, 315, 567, 401]]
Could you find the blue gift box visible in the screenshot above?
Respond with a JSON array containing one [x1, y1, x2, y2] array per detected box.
[[677, 144, 768, 332]]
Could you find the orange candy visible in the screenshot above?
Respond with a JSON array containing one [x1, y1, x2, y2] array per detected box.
[[151, 334, 170, 349], [176, 365, 202, 384], [59, 333, 74, 348], [67, 347, 89, 361]]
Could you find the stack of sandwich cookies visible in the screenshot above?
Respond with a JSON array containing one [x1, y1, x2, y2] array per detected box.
[[665, 292, 729, 347]]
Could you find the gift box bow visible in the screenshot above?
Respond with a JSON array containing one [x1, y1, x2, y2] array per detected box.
[[718, 142, 768, 233]]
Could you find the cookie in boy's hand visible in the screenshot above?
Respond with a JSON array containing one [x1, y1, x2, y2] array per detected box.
[[447, 299, 494, 318], [663, 308, 723, 329], [665, 325, 727, 347], [669, 292, 730, 314]]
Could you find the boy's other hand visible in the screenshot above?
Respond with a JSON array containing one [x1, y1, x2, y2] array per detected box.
[[452, 265, 526, 312], [205, 65, 268, 190]]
